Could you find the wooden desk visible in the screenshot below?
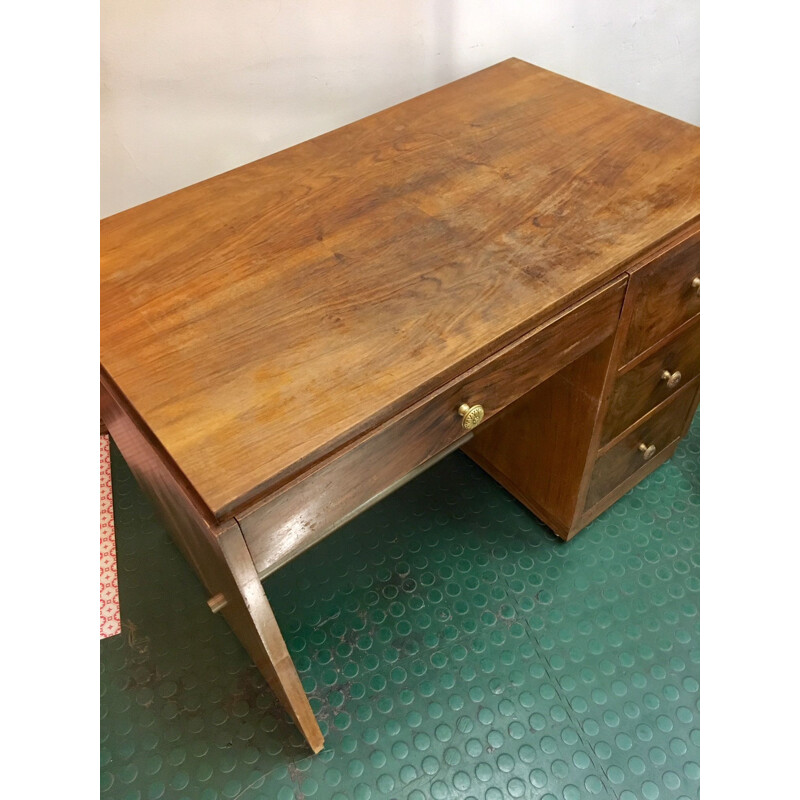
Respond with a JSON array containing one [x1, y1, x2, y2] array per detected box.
[[100, 59, 699, 753]]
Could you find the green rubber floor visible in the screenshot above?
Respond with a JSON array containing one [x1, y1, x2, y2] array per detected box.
[[100, 412, 700, 800]]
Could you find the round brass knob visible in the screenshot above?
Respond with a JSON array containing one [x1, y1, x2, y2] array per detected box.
[[660, 369, 682, 390], [639, 443, 657, 461], [458, 403, 485, 431], [691, 276, 700, 296]]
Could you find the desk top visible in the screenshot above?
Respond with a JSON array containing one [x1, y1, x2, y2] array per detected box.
[[101, 58, 699, 519]]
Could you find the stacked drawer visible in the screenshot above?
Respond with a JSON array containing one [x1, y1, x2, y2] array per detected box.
[[584, 230, 700, 513]]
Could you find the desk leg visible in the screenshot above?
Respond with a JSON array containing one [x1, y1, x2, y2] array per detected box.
[[101, 375, 324, 752], [217, 525, 325, 754]]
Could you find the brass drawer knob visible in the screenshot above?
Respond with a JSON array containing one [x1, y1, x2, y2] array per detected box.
[[458, 403, 485, 430], [638, 442, 657, 461], [691, 276, 700, 296], [660, 369, 682, 390]]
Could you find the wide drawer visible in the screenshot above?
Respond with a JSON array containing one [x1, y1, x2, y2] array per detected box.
[[586, 379, 698, 509], [602, 316, 699, 446], [239, 276, 626, 577], [621, 230, 700, 364]]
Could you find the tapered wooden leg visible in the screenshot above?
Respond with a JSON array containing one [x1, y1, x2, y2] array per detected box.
[[217, 526, 325, 753], [101, 376, 324, 753]]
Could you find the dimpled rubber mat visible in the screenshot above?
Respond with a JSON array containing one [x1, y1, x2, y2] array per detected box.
[[100, 412, 699, 800]]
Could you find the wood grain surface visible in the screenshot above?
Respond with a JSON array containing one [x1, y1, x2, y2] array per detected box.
[[585, 378, 699, 509], [578, 378, 699, 530], [462, 336, 616, 538], [620, 231, 700, 364], [101, 57, 700, 519], [601, 315, 699, 445], [240, 276, 625, 575], [462, 222, 700, 541]]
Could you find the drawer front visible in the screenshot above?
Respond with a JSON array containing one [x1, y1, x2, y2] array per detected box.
[[621, 231, 700, 364], [240, 277, 626, 577], [586, 380, 698, 509], [602, 316, 699, 445]]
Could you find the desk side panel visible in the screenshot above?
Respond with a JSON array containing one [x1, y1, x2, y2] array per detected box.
[[462, 336, 616, 536]]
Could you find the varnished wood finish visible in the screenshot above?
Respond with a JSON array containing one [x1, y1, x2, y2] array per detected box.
[[100, 61, 700, 752], [100, 374, 324, 753], [101, 57, 700, 520], [462, 336, 616, 538], [216, 528, 325, 753], [601, 316, 699, 445], [462, 224, 701, 541], [567, 223, 700, 527], [240, 277, 625, 576], [576, 440, 681, 530], [585, 379, 699, 509], [577, 378, 698, 529], [620, 231, 700, 364]]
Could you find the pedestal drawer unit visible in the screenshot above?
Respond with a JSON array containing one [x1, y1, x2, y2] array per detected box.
[[581, 226, 700, 519], [465, 223, 700, 541]]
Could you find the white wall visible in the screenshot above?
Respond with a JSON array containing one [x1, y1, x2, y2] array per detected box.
[[101, 1, 699, 218]]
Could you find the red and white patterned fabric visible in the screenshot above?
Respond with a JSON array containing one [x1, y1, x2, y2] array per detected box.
[[100, 434, 121, 638]]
